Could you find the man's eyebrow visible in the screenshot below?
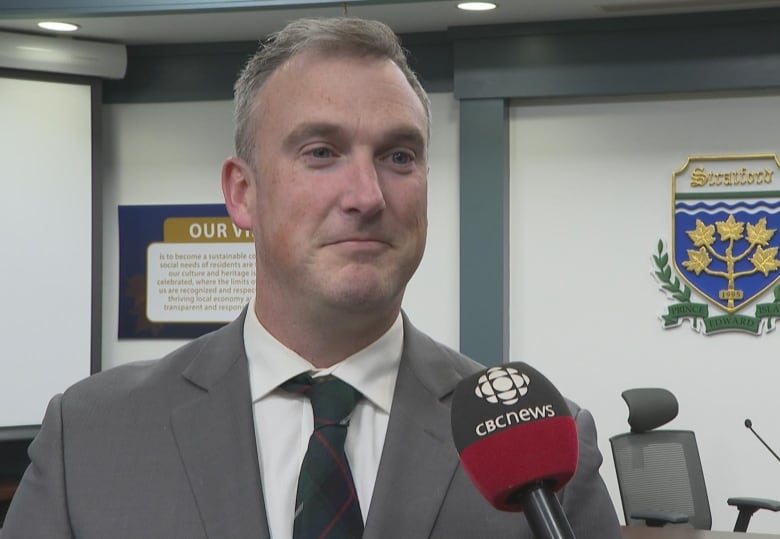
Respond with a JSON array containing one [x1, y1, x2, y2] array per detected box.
[[282, 122, 345, 150], [383, 126, 427, 151], [281, 122, 427, 151]]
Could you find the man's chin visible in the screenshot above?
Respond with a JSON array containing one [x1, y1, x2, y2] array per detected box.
[[325, 279, 401, 314]]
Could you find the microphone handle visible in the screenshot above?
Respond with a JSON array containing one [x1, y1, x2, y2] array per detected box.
[[514, 482, 576, 539], [748, 425, 780, 463]]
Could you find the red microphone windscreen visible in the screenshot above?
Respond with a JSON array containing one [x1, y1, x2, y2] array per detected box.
[[451, 362, 579, 512]]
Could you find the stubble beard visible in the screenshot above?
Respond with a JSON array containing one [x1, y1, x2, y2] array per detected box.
[[314, 261, 408, 317]]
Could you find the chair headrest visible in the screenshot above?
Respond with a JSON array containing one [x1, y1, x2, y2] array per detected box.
[[621, 388, 678, 433]]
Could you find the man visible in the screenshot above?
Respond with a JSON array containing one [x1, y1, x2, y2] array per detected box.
[[2, 18, 621, 538]]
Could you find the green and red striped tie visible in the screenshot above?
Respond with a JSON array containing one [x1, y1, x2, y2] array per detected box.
[[282, 374, 364, 539]]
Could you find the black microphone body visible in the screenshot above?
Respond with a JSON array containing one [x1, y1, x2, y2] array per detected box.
[[451, 362, 580, 539], [511, 482, 575, 539], [744, 418, 780, 463]]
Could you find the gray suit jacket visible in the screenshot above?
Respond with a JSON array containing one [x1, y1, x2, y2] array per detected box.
[[2, 313, 621, 538]]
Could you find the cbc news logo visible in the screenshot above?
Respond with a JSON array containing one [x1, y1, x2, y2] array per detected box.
[[475, 366, 530, 405]]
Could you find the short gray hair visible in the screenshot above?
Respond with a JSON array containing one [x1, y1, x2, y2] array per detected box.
[[233, 17, 431, 165]]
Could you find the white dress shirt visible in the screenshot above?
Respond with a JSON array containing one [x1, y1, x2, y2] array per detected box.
[[243, 299, 403, 539]]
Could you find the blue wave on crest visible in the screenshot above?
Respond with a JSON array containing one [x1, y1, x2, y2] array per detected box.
[[676, 199, 780, 216]]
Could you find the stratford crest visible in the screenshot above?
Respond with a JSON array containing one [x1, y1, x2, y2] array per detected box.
[[654, 154, 780, 335]]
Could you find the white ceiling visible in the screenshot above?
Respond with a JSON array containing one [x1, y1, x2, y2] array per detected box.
[[1, 0, 780, 46]]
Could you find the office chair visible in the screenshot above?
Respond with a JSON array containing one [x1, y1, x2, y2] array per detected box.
[[610, 388, 780, 532]]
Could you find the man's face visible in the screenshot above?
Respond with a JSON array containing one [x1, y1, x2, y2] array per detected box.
[[240, 51, 428, 320]]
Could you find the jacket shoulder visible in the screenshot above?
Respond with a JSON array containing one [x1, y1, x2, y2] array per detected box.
[[61, 316, 243, 412]]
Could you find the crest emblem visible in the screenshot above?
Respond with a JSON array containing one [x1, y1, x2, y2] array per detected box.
[[656, 154, 780, 335]]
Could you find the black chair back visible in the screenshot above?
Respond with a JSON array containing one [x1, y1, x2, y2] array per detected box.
[[611, 428, 712, 529]]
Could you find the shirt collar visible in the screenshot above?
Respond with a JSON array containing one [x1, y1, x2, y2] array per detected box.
[[243, 298, 403, 414]]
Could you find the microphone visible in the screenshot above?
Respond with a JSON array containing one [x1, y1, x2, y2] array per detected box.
[[744, 418, 780, 463], [451, 362, 578, 539]]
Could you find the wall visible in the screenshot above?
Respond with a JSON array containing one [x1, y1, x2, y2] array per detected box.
[[509, 92, 780, 532], [100, 92, 460, 369], [0, 75, 93, 428]]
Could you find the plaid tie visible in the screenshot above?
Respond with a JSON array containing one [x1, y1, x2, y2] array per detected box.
[[282, 374, 364, 539]]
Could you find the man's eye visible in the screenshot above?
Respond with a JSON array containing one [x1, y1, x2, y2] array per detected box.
[[310, 147, 333, 159], [390, 151, 414, 165]]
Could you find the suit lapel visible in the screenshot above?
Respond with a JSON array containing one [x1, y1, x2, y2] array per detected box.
[[364, 317, 465, 539], [170, 313, 270, 539]]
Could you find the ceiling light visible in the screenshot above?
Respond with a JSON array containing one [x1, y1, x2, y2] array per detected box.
[[457, 2, 498, 10], [37, 21, 80, 32]]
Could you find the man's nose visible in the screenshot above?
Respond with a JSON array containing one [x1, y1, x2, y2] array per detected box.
[[341, 155, 387, 216]]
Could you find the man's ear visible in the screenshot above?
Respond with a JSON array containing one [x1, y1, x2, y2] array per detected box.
[[222, 156, 254, 230]]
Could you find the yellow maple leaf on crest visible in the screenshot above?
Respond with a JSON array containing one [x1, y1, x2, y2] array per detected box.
[[686, 219, 716, 247], [716, 215, 745, 241], [746, 217, 776, 246], [750, 246, 780, 276], [682, 247, 711, 275]]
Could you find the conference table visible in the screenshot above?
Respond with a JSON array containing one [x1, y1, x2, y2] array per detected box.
[[622, 526, 780, 538]]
